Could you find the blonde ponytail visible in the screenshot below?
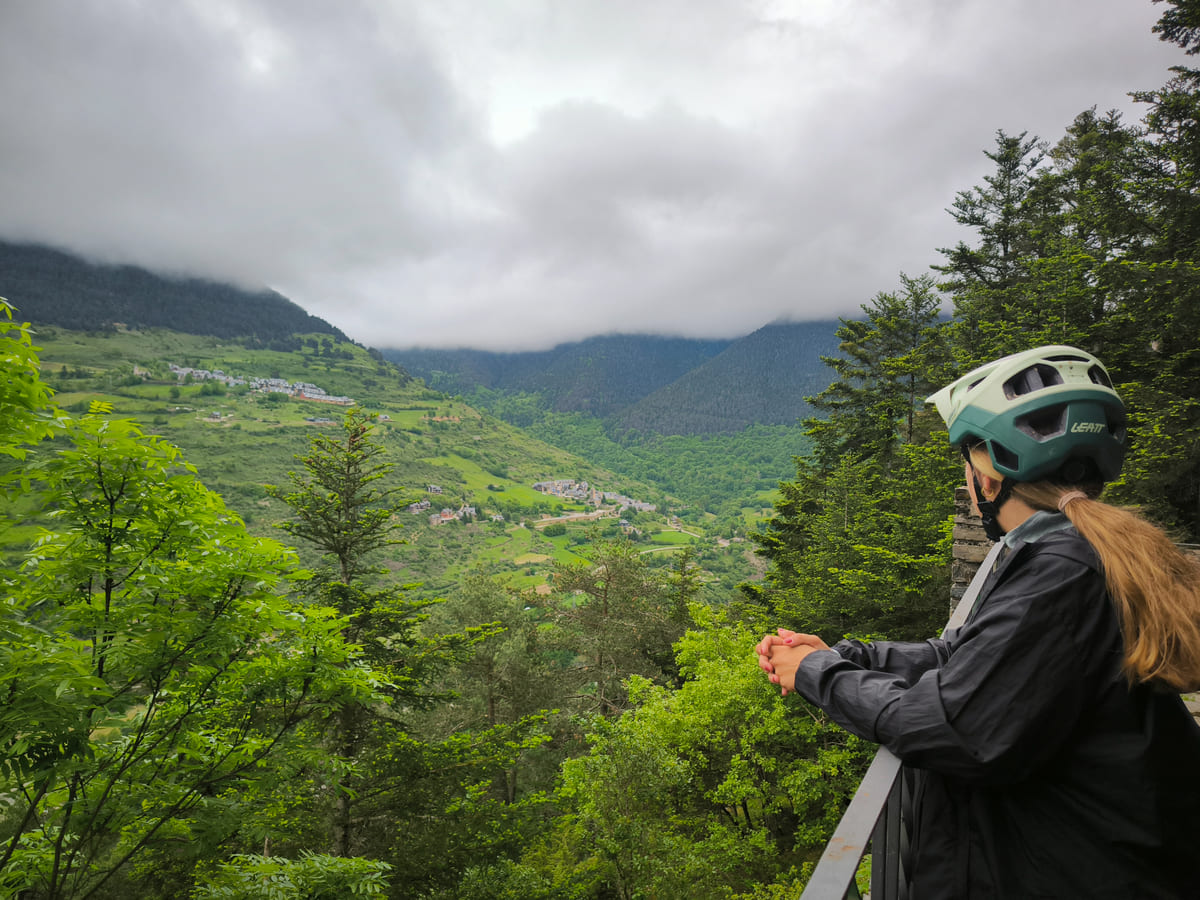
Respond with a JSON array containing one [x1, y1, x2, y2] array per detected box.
[[970, 448, 1200, 691]]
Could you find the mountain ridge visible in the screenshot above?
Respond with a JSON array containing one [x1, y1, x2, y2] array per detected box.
[[2, 238, 845, 437], [611, 320, 841, 434], [385, 321, 843, 436], [380, 334, 736, 418], [0, 239, 348, 345]]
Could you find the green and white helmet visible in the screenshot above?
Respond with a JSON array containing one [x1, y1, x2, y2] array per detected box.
[[926, 345, 1127, 483]]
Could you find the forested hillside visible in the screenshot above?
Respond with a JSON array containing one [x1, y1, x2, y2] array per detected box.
[[3, 3, 1200, 898], [387, 320, 841, 436], [0, 240, 349, 346], [386, 321, 843, 523], [612, 320, 842, 434], [384, 333, 733, 418]]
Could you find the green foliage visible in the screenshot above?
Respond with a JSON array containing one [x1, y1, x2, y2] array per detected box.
[[424, 575, 558, 732], [543, 541, 691, 716], [805, 274, 952, 472], [517, 616, 871, 899], [744, 445, 956, 644], [261, 414, 557, 895], [748, 278, 959, 645], [356, 723, 555, 895], [0, 404, 373, 897], [0, 298, 61, 456], [193, 852, 392, 899], [933, 101, 1200, 537], [267, 409, 402, 585], [1106, 384, 1200, 535], [937, 129, 1046, 319]]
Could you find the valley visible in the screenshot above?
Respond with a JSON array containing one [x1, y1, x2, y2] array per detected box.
[[27, 323, 775, 601]]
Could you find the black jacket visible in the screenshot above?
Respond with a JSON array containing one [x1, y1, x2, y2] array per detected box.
[[793, 528, 1200, 899]]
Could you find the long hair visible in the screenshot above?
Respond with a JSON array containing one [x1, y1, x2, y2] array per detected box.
[[970, 447, 1200, 691]]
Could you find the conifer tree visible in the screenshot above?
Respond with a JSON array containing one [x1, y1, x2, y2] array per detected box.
[[805, 273, 952, 472], [546, 541, 688, 717], [268, 411, 433, 858], [936, 130, 1047, 360], [268, 409, 400, 588]]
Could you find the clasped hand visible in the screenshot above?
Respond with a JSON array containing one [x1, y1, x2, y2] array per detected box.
[[756, 629, 829, 696]]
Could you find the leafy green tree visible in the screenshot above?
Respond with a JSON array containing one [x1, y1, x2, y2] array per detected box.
[[0, 405, 372, 897], [516, 616, 871, 899], [744, 446, 955, 643], [0, 300, 60, 456], [545, 541, 690, 716], [362, 721, 553, 896], [193, 852, 392, 899]]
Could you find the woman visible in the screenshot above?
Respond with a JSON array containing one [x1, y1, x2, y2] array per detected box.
[[757, 345, 1200, 899]]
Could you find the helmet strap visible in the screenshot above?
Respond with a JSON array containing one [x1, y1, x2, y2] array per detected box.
[[973, 474, 1015, 542]]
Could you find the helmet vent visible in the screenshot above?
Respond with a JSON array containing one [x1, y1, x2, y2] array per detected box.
[[1003, 364, 1064, 399], [1015, 405, 1069, 442], [1088, 365, 1113, 388], [990, 440, 1020, 471]]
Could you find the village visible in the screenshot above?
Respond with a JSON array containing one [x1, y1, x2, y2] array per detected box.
[[168, 363, 356, 406], [407, 477, 656, 529], [531, 478, 656, 513]]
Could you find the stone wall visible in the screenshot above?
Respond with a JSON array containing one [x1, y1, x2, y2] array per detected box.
[[950, 486, 989, 614]]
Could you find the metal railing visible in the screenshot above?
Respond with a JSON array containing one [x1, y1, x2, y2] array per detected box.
[[799, 541, 1005, 900]]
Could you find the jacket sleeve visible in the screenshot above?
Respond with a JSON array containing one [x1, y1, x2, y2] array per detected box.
[[795, 543, 1109, 785], [834, 638, 951, 686]]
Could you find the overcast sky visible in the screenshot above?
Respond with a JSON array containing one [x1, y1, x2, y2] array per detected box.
[[0, 1, 1185, 351]]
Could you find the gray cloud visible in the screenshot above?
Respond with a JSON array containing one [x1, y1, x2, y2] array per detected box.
[[0, 0, 1184, 350]]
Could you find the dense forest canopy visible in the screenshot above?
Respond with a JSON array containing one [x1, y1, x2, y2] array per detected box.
[[4, 2, 1200, 897]]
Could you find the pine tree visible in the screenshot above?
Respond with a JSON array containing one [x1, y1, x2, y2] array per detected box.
[[936, 131, 1048, 362], [268, 409, 400, 588], [805, 273, 952, 472]]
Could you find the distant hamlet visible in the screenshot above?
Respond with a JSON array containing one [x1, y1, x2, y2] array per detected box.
[[169, 362, 356, 406]]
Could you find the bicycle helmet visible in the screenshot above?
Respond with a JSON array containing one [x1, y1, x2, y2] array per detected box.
[[926, 345, 1127, 484]]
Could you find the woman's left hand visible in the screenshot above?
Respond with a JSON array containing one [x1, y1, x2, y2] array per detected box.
[[757, 629, 829, 696]]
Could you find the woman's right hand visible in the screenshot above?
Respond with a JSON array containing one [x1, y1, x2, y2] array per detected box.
[[757, 629, 830, 695]]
